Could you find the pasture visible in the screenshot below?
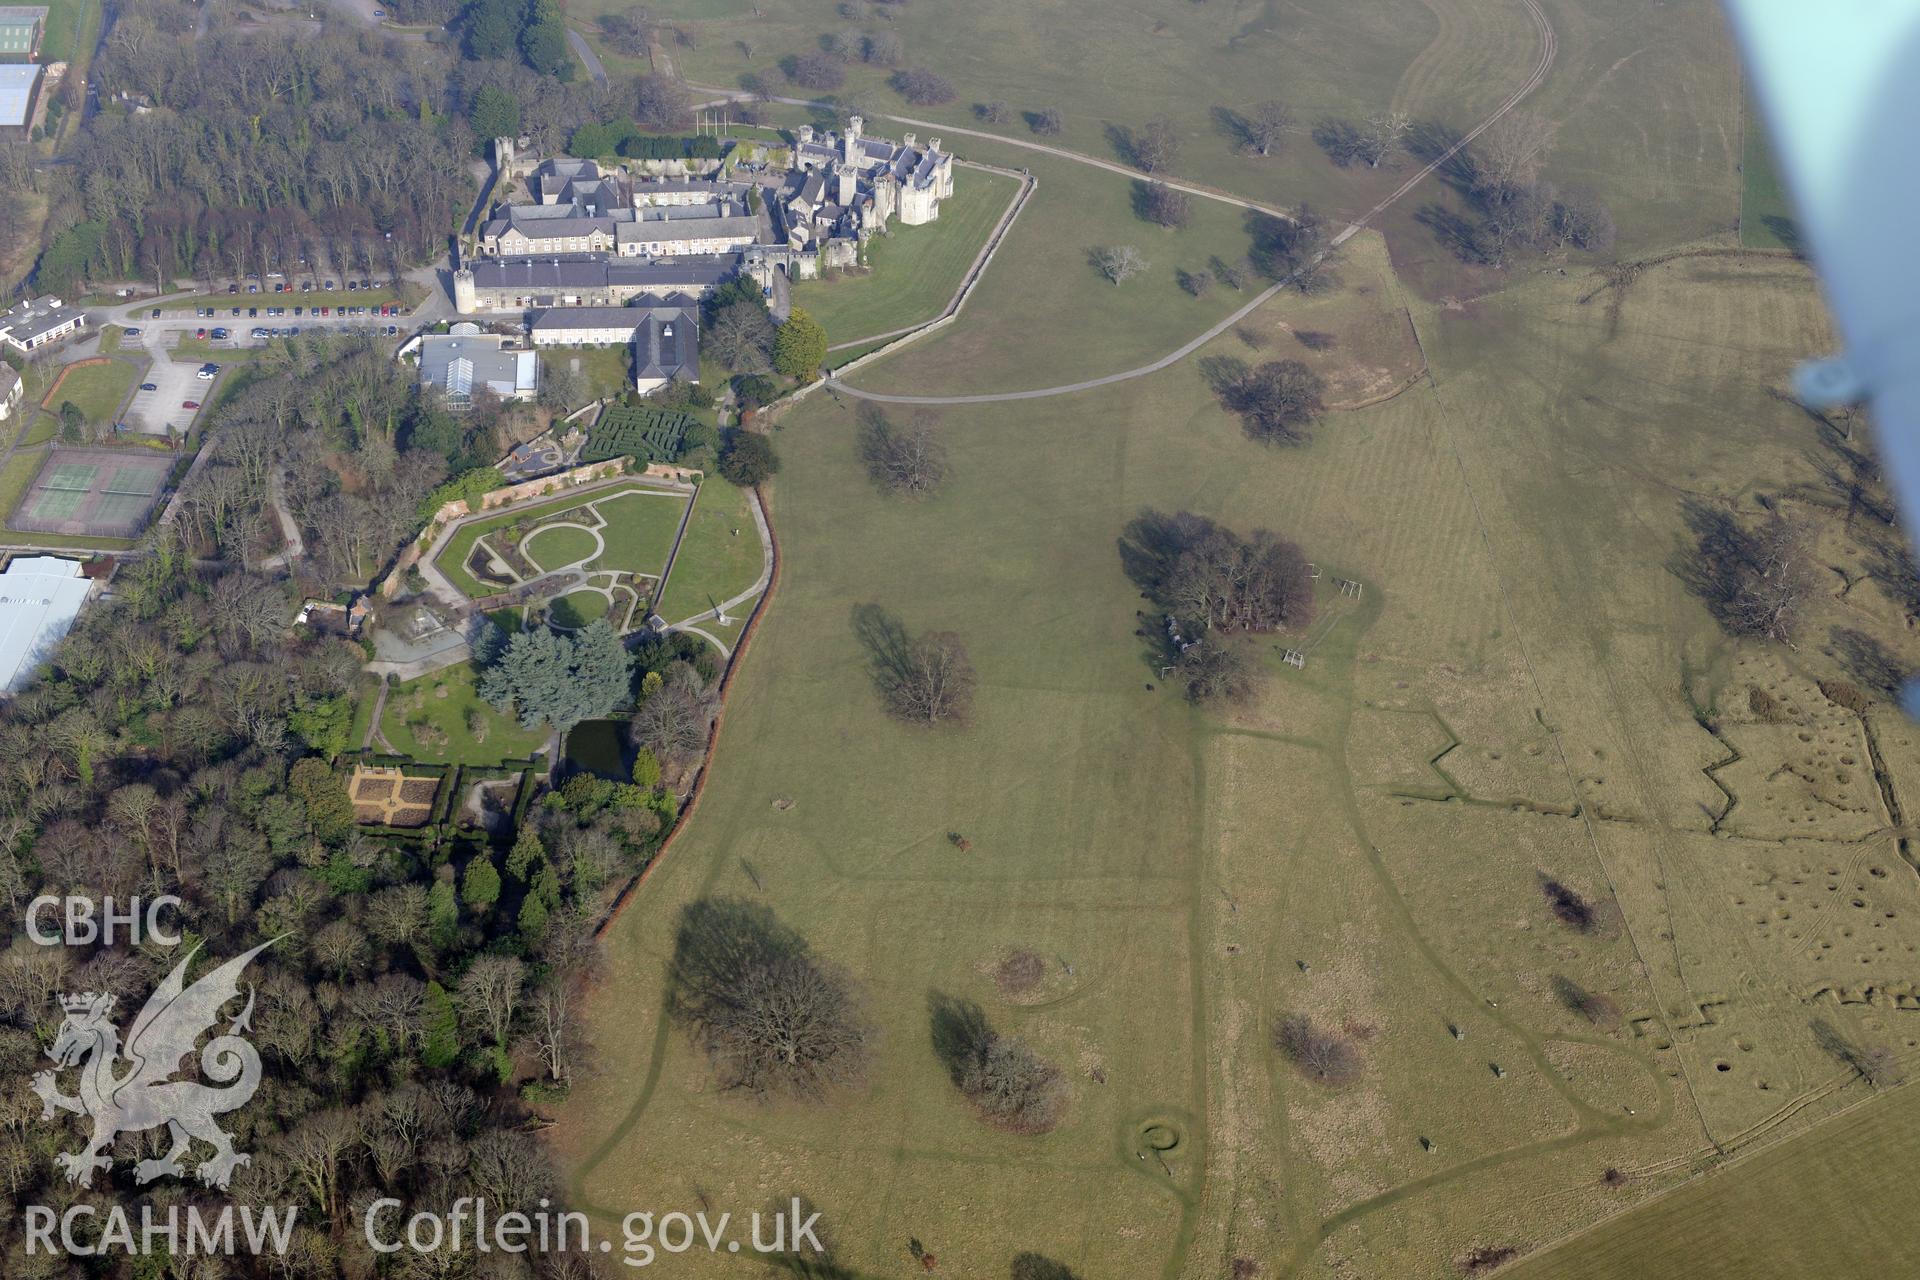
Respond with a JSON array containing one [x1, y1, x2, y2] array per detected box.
[[578, 0, 1741, 263], [792, 165, 1023, 345], [558, 214, 1920, 1278]]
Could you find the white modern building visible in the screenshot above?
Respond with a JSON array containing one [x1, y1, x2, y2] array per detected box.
[[0, 364, 21, 422], [0, 295, 86, 352], [0, 555, 93, 694]]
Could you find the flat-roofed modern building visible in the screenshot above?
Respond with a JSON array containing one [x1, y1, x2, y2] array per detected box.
[[0, 62, 41, 135], [0, 555, 93, 694]]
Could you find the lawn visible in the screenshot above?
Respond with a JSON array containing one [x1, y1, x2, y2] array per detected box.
[[560, 345, 633, 403], [792, 167, 1022, 346], [557, 214, 1920, 1279], [378, 665, 548, 767], [0, 450, 46, 524], [522, 523, 601, 574], [587, 489, 685, 577], [652, 480, 761, 624], [434, 482, 695, 599], [550, 590, 611, 629], [44, 359, 137, 426]]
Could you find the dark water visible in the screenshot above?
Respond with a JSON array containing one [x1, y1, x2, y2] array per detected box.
[[562, 719, 630, 780]]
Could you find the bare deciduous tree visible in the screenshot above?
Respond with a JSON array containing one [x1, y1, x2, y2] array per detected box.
[[929, 994, 1069, 1133], [1245, 100, 1292, 157], [858, 405, 949, 496], [1090, 244, 1149, 285], [668, 898, 872, 1099], [1274, 1013, 1361, 1086], [1131, 118, 1180, 173]]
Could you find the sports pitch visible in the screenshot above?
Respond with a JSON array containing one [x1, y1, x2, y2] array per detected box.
[[9, 448, 173, 538]]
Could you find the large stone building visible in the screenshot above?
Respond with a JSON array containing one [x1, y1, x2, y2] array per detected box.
[[455, 254, 744, 314], [477, 158, 762, 260], [776, 115, 955, 269], [529, 293, 700, 394]]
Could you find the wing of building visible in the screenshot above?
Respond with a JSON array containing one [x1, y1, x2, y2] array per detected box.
[[0, 295, 86, 352], [528, 294, 700, 393]]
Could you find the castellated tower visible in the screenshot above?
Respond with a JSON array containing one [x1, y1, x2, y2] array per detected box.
[[844, 115, 863, 165]]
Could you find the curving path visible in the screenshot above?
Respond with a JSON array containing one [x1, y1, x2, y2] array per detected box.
[[738, 0, 1555, 407]]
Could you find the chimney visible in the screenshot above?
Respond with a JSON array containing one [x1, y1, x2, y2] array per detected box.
[[903, 132, 916, 150]]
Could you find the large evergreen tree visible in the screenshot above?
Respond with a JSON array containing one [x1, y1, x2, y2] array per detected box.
[[479, 619, 635, 732], [773, 308, 829, 380], [520, 0, 573, 79]]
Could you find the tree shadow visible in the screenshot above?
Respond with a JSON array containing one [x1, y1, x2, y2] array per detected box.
[[1312, 117, 1365, 167], [1011, 1255, 1082, 1280], [850, 601, 913, 689], [665, 897, 809, 1023], [1196, 354, 1249, 397], [927, 991, 992, 1085], [1104, 122, 1141, 169], [1760, 214, 1803, 257], [1406, 119, 1474, 191], [1830, 626, 1906, 698], [1211, 105, 1254, 151], [1670, 497, 1755, 624], [1116, 509, 1218, 600], [1415, 202, 1490, 264]]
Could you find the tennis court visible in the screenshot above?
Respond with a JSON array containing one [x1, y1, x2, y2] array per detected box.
[[10, 449, 175, 538]]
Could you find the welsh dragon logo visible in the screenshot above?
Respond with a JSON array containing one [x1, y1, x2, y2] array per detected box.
[[31, 939, 277, 1189]]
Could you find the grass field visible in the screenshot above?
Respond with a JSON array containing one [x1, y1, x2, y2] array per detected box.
[[378, 666, 548, 767], [523, 524, 602, 574], [792, 167, 1022, 345], [1737, 84, 1797, 251], [578, 0, 1741, 264], [652, 480, 761, 624], [557, 214, 1920, 1277], [44, 360, 136, 426], [1504, 1086, 1920, 1279]]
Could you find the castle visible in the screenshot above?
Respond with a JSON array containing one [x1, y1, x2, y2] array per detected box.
[[775, 116, 955, 269]]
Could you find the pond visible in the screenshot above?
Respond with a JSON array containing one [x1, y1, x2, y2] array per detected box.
[[562, 719, 631, 781]]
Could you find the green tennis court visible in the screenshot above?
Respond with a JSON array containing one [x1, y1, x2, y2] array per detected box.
[[26, 488, 85, 520], [104, 467, 162, 496], [9, 447, 175, 538], [41, 464, 99, 491]]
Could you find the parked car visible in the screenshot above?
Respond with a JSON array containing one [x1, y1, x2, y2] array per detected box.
[[227, 284, 239, 294], [196, 364, 218, 380], [250, 327, 267, 338], [139, 382, 158, 392], [211, 328, 228, 339], [195, 328, 206, 339], [323, 280, 336, 291], [182, 400, 200, 410], [386, 325, 398, 336], [125, 327, 142, 337], [151, 308, 162, 318], [230, 307, 241, 317]]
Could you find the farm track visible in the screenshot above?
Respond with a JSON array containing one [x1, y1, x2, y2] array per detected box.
[[776, 0, 1559, 406]]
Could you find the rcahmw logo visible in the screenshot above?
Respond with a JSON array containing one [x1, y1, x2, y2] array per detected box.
[[20, 934, 298, 1257]]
